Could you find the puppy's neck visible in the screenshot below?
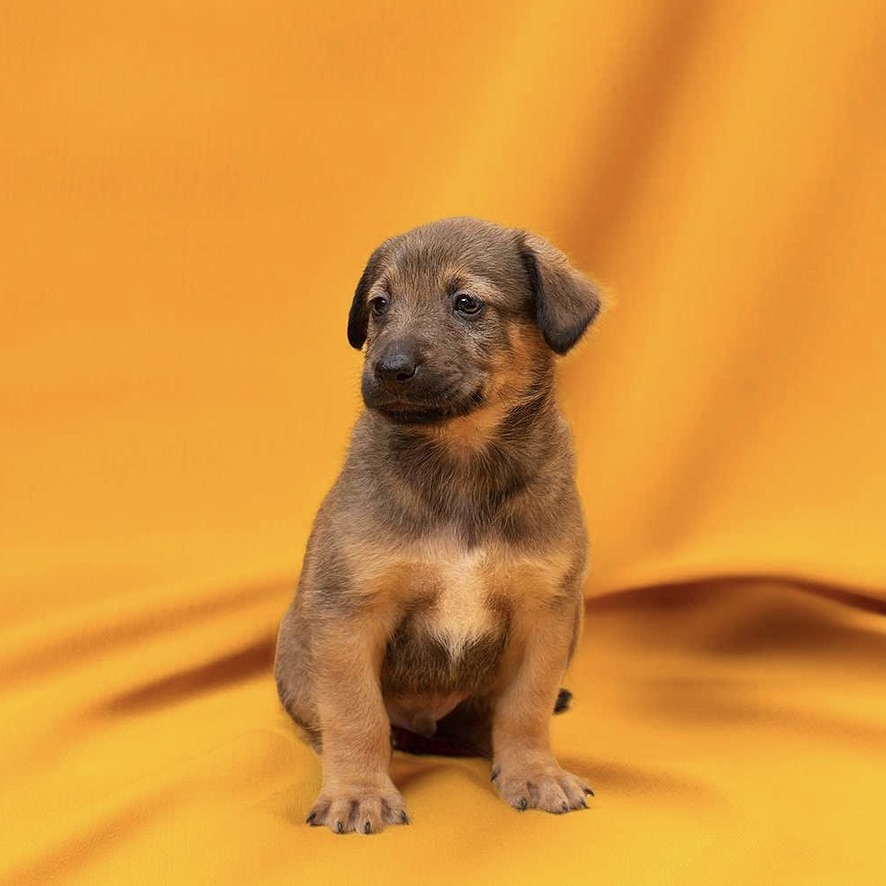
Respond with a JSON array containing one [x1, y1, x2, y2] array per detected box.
[[379, 379, 560, 491], [427, 401, 513, 459], [358, 379, 567, 546]]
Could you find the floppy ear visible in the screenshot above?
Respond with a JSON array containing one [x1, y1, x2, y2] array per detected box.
[[347, 244, 387, 350], [519, 232, 602, 355]]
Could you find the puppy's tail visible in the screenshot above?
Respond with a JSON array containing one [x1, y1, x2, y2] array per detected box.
[[554, 687, 573, 714]]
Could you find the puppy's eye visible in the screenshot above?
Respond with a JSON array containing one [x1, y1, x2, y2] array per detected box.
[[453, 292, 483, 316], [370, 295, 390, 317]]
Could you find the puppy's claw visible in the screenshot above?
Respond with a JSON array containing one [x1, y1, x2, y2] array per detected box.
[[334, 820, 344, 834], [490, 766, 501, 782], [561, 802, 569, 813], [400, 810, 410, 825], [517, 797, 528, 811], [584, 786, 595, 797], [305, 811, 317, 826], [363, 820, 372, 834]]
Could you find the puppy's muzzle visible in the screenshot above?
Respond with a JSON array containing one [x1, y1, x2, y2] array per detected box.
[[374, 346, 420, 387], [363, 339, 485, 425]]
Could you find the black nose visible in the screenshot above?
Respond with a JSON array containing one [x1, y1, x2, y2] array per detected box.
[[375, 350, 418, 384]]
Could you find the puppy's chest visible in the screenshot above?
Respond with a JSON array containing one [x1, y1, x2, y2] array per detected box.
[[381, 549, 507, 695], [379, 543, 566, 669], [410, 550, 500, 653]]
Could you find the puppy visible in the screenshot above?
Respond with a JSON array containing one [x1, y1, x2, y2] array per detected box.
[[275, 217, 601, 834]]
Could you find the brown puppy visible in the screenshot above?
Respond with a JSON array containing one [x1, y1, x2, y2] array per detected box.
[[275, 217, 601, 834]]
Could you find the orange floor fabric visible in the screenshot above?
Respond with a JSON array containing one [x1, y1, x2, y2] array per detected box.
[[2, 2, 885, 884]]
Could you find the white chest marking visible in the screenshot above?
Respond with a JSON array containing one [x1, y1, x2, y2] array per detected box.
[[422, 549, 495, 662]]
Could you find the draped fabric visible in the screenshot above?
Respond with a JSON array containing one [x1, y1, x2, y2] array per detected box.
[[2, 2, 884, 883]]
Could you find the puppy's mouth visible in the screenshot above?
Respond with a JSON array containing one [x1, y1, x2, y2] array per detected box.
[[368, 389, 486, 426]]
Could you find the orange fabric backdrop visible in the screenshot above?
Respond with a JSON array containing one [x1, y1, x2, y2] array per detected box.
[[2, 1, 885, 883]]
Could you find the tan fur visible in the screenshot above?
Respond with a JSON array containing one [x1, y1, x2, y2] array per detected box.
[[275, 217, 601, 833], [432, 403, 508, 456]]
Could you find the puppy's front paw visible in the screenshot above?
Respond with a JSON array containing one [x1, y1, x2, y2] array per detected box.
[[306, 780, 409, 834], [492, 763, 593, 814]]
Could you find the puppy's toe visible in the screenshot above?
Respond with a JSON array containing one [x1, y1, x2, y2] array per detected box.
[[558, 771, 594, 810], [535, 778, 571, 813], [382, 794, 410, 826], [327, 797, 359, 834]]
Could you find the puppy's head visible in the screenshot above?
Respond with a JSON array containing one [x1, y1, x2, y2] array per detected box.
[[348, 218, 601, 426]]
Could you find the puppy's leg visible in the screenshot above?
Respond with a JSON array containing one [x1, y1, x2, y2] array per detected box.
[[306, 615, 409, 834], [491, 594, 593, 814], [275, 598, 321, 750]]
